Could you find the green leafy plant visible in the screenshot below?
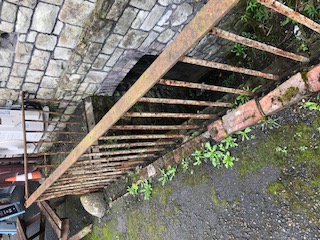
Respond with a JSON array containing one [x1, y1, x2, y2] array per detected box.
[[304, 2, 320, 21], [300, 101, 320, 111], [299, 42, 309, 52], [203, 142, 223, 168], [232, 43, 248, 57], [222, 151, 238, 168], [127, 183, 139, 196], [192, 148, 204, 166], [260, 117, 282, 131], [159, 169, 169, 186], [167, 166, 177, 181], [181, 157, 189, 172], [275, 146, 288, 156], [140, 180, 153, 200], [241, 0, 270, 25], [234, 85, 261, 106], [236, 127, 252, 141], [221, 136, 238, 149], [299, 146, 308, 152], [223, 74, 237, 87]]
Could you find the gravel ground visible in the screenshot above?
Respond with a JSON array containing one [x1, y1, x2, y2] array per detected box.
[[84, 94, 320, 240]]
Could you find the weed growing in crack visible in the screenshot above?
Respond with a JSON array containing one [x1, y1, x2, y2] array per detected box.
[[127, 183, 139, 196], [275, 146, 288, 156], [236, 127, 252, 141], [259, 117, 282, 131], [159, 166, 177, 186], [140, 180, 153, 201], [181, 157, 190, 172], [234, 85, 261, 107]]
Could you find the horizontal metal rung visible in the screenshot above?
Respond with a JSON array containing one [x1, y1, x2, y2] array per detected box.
[[82, 147, 166, 157], [76, 153, 155, 165], [27, 140, 80, 144], [124, 112, 216, 119], [139, 97, 234, 107], [211, 27, 309, 62], [99, 134, 184, 140], [92, 141, 176, 149], [158, 79, 253, 95], [257, 0, 320, 33], [110, 125, 198, 130], [182, 56, 279, 80]]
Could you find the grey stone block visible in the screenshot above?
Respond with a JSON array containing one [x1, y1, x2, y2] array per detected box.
[[16, 7, 33, 33], [119, 29, 148, 49], [31, 3, 60, 33], [59, 0, 95, 26], [46, 59, 67, 77], [0, 67, 11, 82], [90, 20, 113, 43], [0, 21, 14, 32], [139, 31, 159, 51], [7, 76, 23, 89], [101, 34, 123, 55], [42, 0, 64, 5], [25, 69, 44, 83], [106, 0, 130, 21], [171, 3, 193, 27], [18, 34, 26, 42], [84, 70, 108, 84], [157, 9, 172, 26], [36, 34, 57, 51], [83, 42, 103, 63], [58, 24, 82, 48], [11, 63, 28, 77], [132, 10, 148, 29], [1, 1, 18, 23], [158, 0, 174, 6], [37, 88, 55, 99], [29, 49, 51, 70], [6, 0, 37, 8], [157, 29, 175, 43], [0, 89, 19, 100], [130, 0, 156, 11], [54, 47, 73, 60], [92, 54, 110, 69], [15, 42, 33, 63], [40, 76, 60, 89], [26, 31, 37, 42], [140, 4, 166, 31], [0, 48, 14, 67], [114, 7, 138, 35], [77, 63, 91, 74], [54, 21, 64, 35]]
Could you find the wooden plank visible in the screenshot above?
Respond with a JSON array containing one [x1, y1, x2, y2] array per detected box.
[[69, 224, 93, 240], [61, 219, 70, 240], [38, 202, 61, 237], [39, 213, 46, 240], [40, 201, 62, 229]]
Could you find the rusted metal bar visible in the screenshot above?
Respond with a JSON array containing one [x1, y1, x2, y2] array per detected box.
[[26, 130, 85, 135], [25, 119, 82, 125], [21, 92, 29, 199], [124, 112, 216, 119], [92, 141, 176, 149], [76, 154, 154, 165], [70, 161, 145, 172], [39, 187, 108, 200], [99, 134, 184, 140], [24, 98, 77, 104], [139, 97, 234, 107], [25, 0, 240, 208], [28, 151, 70, 157], [66, 167, 135, 176], [257, 0, 320, 33], [211, 27, 309, 62], [182, 56, 279, 80], [159, 79, 252, 95], [48, 178, 118, 190], [110, 125, 198, 130], [82, 147, 166, 158], [27, 109, 79, 117], [56, 173, 125, 183], [27, 140, 80, 144]]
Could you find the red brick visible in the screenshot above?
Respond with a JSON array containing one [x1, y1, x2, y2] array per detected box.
[[208, 119, 228, 142], [306, 64, 320, 92], [222, 99, 263, 134], [260, 72, 307, 116]]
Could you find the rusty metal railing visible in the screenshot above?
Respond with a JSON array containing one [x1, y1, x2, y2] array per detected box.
[[24, 0, 319, 207]]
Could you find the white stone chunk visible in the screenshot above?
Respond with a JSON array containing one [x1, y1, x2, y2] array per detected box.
[[171, 3, 193, 27], [54, 47, 72, 60], [0, 48, 14, 67], [0, 88, 19, 100], [46, 59, 66, 77], [84, 71, 108, 84], [132, 10, 148, 29], [15, 42, 33, 63], [92, 54, 110, 70], [35, 34, 57, 51], [29, 49, 51, 70], [18, 34, 26, 42], [7, 76, 23, 89], [16, 7, 33, 33], [157, 10, 172, 26], [6, 0, 37, 8], [22, 82, 38, 92], [53, 21, 64, 35], [59, 0, 95, 26], [58, 24, 82, 48], [1, 2, 18, 23], [26, 31, 37, 42], [31, 2, 60, 33], [37, 88, 55, 99], [0, 21, 14, 32], [41, 0, 63, 5], [130, 0, 156, 11], [11, 63, 28, 77], [157, 29, 175, 43], [101, 34, 123, 55], [0, 67, 11, 81], [40, 76, 60, 89], [140, 5, 166, 31], [25, 70, 44, 83]]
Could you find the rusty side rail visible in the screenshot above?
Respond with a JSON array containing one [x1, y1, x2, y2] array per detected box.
[[25, 0, 240, 208]]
